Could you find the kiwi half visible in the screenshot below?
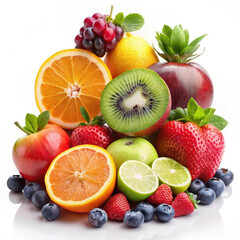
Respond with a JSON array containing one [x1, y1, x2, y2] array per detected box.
[[100, 68, 170, 135]]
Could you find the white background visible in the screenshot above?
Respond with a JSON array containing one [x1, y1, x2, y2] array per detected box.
[[0, 0, 239, 239]]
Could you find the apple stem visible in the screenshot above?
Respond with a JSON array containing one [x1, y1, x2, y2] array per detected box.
[[14, 121, 32, 135]]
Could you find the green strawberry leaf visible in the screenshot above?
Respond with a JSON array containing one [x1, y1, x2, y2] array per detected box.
[[37, 111, 50, 130], [113, 12, 124, 26], [189, 34, 207, 48], [80, 106, 90, 123], [91, 116, 105, 126], [209, 115, 228, 131], [160, 33, 170, 48], [121, 13, 144, 32], [168, 107, 188, 121]]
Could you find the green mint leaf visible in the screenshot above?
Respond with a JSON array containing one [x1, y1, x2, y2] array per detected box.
[[170, 25, 187, 53], [193, 106, 205, 122], [168, 107, 188, 121], [160, 33, 170, 47], [78, 122, 87, 126], [91, 116, 105, 126], [121, 13, 144, 32], [113, 12, 124, 26], [184, 29, 189, 46], [199, 108, 215, 126], [187, 97, 199, 121], [37, 111, 50, 131], [189, 34, 207, 48], [162, 25, 172, 38], [80, 106, 90, 123], [209, 115, 228, 131], [25, 113, 38, 133]]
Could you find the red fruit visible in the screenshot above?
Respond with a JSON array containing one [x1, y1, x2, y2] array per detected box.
[[74, 34, 83, 48], [70, 125, 114, 149], [92, 19, 106, 36], [103, 27, 115, 42], [83, 17, 95, 27], [157, 121, 224, 182], [104, 193, 130, 221], [149, 24, 213, 109], [13, 113, 70, 184], [92, 13, 104, 20], [171, 192, 197, 217], [149, 62, 213, 109], [147, 184, 173, 206]]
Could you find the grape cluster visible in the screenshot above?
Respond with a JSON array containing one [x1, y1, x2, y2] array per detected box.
[[74, 13, 124, 57]]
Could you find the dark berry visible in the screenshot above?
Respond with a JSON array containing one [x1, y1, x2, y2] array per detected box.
[[115, 26, 124, 41], [188, 178, 206, 194], [41, 203, 61, 221], [88, 208, 108, 228], [105, 38, 118, 52], [123, 210, 144, 228], [31, 190, 50, 209], [74, 34, 83, 48], [92, 13, 104, 20], [197, 188, 216, 205], [206, 177, 225, 197], [83, 17, 95, 27], [214, 168, 234, 186], [82, 39, 93, 49], [95, 49, 105, 58], [23, 182, 43, 200], [7, 175, 26, 192], [92, 19, 106, 36], [155, 204, 175, 222], [103, 27, 115, 42], [135, 202, 155, 222], [83, 27, 95, 40], [94, 37, 105, 50]]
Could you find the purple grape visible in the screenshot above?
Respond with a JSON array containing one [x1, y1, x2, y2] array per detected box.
[[95, 49, 105, 57], [82, 39, 93, 49], [105, 38, 118, 52], [83, 27, 95, 40], [115, 26, 124, 41], [94, 37, 105, 50]]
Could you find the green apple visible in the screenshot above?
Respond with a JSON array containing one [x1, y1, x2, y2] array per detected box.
[[106, 137, 158, 169]]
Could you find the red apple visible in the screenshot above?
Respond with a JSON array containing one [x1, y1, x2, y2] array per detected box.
[[150, 24, 213, 109], [12, 112, 70, 184], [149, 62, 213, 109]]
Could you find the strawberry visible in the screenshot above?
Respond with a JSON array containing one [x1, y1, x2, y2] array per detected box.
[[104, 193, 130, 221], [171, 192, 198, 217], [70, 107, 114, 148], [156, 98, 228, 182], [147, 184, 173, 205]]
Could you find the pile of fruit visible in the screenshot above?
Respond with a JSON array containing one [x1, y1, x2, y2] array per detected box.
[[7, 6, 234, 228]]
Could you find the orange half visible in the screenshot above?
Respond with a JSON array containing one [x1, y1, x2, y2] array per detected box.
[[45, 145, 116, 213], [35, 49, 112, 129]]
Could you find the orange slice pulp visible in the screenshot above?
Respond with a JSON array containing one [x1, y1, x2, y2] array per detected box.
[[45, 144, 116, 213], [35, 49, 112, 129]]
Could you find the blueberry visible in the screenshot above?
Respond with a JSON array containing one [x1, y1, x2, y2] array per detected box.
[[155, 204, 175, 222], [206, 177, 225, 197], [135, 202, 155, 222], [123, 210, 144, 228], [31, 190, 50, 209], [197, 188, 216, 205], [88, 208, 108, 228], [7, 175, 26, 192], [214, 168, 234, 186], [41, 203, 61, 221], [23, 182, 43, 200], [188, 178, 205, 194]]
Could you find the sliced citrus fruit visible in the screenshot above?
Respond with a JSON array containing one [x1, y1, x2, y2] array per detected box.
[[45, 144, 116, 213], [117, 160, 159, 201], [35, 49, 112, 129], [151, 157, 191, 194]]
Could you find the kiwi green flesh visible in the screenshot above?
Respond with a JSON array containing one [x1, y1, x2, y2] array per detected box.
[[100, 68, 169, 133]]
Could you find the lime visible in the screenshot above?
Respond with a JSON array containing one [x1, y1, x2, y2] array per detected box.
[[152, 157, 191, 194], [117, 160, 159, 201]]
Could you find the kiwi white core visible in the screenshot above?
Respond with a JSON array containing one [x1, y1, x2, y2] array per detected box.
[[122, 89, 148, 110]]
